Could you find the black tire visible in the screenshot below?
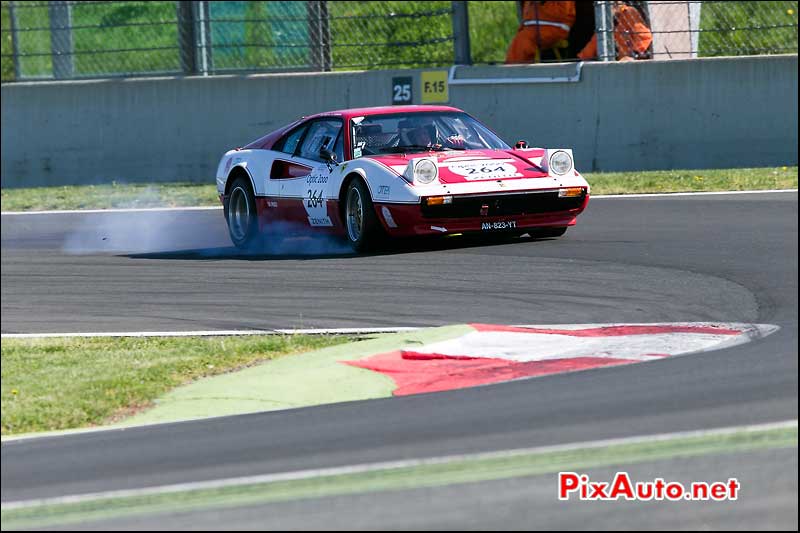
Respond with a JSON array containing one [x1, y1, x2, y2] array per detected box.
[[529, 226, 568, 239], [224, 177, 259, 249], [344, 179, 382, 252]]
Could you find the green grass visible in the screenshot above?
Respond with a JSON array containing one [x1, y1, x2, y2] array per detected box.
[[468, 1, 518, 64], [2, 424, 795, 530], [2, 1, 796, 82], [0, 181, 219, 211], [0, 1, 460, 81], [1, 167, 796, 212], [585, 166, 798, 195], [0, 334, 354, 435], [698, 1, 798, 57]]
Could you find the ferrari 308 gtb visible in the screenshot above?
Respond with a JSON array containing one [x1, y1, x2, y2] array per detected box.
[[216, 105, 590, 251]]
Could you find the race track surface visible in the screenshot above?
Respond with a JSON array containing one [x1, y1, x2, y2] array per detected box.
[[2, 192, 797, 528]]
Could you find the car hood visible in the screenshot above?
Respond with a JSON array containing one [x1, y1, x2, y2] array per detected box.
[[365, 149, 550, 183]]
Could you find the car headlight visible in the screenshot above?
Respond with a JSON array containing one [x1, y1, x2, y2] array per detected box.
[[549, 150, 573, 175], [414, 159, 438, 184]]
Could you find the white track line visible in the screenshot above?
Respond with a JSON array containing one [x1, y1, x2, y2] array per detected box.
[[0, 327, 420, 339], [2, 419, 795, 511], [0, 321, 773, 340], [591, 188, 797, 199], [1, 189, 796, 216]]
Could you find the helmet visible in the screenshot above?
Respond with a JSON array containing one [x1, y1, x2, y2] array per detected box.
[[398, 117, 437, 147]]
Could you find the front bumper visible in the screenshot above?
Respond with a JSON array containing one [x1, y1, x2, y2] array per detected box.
[[376, 190, 590, 237]]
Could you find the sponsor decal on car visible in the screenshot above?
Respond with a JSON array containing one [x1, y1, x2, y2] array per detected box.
[[303, 168, 331, 226], [308, 216, 333, 227], [445, 160, 522, 180]]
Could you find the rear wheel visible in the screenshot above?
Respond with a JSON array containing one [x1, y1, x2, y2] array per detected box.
[[344, 179, 381, 252], [225, 177, 259, 249]]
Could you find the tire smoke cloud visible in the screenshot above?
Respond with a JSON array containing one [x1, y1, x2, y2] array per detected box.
[[61, 210, 354, 257]]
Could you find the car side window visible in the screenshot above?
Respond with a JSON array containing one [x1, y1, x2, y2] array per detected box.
[[276, 125, 307, 156], [298, 119, 343, 162]]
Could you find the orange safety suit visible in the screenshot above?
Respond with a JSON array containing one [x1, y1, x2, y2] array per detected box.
[[506, 1, 576, 64], [578, 4, 653, 60]]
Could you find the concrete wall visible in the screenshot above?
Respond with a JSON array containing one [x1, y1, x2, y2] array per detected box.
[[1, 55, 797, 188]]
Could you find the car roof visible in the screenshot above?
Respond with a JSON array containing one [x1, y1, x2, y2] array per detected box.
[[309, 105, 464, 121], [243, 105, 466, 151]]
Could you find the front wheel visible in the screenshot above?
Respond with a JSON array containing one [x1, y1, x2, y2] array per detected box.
[[225, 177, 259, 249], [344, 179, 381, 252]]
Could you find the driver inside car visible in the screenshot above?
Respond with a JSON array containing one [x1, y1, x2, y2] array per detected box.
[[397, 118, 466, 150]]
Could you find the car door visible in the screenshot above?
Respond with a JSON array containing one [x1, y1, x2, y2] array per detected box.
[[279, 118, 344, 229]]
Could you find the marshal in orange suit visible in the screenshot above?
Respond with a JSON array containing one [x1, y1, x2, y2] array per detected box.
[[506, 1, 576, 64], [578, 2, 653, 61]]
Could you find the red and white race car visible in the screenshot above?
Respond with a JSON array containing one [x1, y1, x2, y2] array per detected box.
[[216, 105, 590, 251]]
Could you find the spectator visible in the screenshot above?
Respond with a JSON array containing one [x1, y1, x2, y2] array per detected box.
[[578, 1, 652, 61], [506, 1, 577, 64]]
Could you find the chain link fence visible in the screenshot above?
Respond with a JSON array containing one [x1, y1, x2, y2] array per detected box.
[[587, 1, 798, 61], [0, 0, 458, 81], [1, 1, 798, 82]]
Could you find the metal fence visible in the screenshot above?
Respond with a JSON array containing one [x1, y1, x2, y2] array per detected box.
[[592, 1, 798, 61], [0, 0, 463, 81], [1, 1, 798, 82]]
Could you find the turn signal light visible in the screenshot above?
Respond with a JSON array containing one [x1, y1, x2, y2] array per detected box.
[[425, 196, 453, 206], [559, 187, 584, 198]]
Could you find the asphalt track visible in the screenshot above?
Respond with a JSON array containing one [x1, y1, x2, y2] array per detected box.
[[42, 448, 799, 531], [1, 192, 798, 528]]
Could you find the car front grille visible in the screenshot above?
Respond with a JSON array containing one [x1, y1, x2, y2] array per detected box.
[[420, 191, 585, 219]]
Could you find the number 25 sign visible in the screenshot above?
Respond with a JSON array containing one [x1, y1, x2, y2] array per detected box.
[[392, 76, 413, 105]]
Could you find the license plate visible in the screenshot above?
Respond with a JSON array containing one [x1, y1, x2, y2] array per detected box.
[[481, 221, 517, 231]]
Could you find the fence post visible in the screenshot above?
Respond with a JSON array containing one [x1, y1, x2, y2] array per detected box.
[[593, 1, 615, 61], [688, 1, 702, 58], [9, 2, 21, 79], [177, 1, 197, 75], [451, 1, 471, 65], [307, 1, 332, 72], [48, 1, 74, 79], [194, 0, 213, 75]]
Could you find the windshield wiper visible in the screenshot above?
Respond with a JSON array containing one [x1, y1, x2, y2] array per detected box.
[[379, 145, 443, 154]]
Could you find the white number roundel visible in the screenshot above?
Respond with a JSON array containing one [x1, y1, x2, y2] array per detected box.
[[446, 161, 520, 180]]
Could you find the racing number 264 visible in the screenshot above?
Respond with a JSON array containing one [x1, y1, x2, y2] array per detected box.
[[307, 189, 324, 208], [467, 166, 505, 175]]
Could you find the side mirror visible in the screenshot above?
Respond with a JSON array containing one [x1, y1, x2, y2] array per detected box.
[[320, 148, 337, 163], [515, 140, 529, 149]]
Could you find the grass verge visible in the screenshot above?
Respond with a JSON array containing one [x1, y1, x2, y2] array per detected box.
[[1, 423, 795, 530], [587, 166, 797, 195], [1, 167, 796, 212], [0, 334, 354, 436], [0, 181, 219, 212]]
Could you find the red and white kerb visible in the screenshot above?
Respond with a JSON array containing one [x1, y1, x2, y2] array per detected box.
[[344, 322, 778, 396]]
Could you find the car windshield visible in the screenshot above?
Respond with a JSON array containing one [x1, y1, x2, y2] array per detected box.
[[351, 112, 510, 158]]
